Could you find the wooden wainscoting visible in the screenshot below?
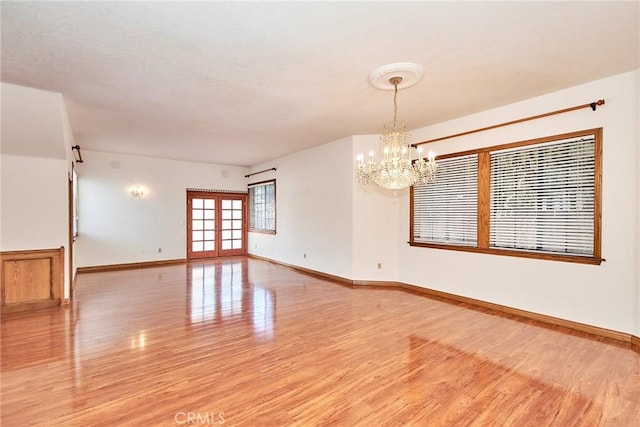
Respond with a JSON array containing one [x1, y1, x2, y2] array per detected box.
[[1, 247, 64, 313]]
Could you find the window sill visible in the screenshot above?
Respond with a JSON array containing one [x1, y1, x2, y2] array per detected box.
[[408, 241, 603, 265], [249, 229, 276, 235]]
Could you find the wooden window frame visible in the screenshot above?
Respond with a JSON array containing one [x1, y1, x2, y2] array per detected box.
[[410, 128, 603, 265], [248, 179, 276, 234]]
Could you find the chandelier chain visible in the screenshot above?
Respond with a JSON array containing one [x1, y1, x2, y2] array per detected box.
[[393, 79, 398, 127]]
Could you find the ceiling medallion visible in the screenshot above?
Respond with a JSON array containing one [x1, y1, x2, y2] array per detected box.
[[368, 62, 424, 91]]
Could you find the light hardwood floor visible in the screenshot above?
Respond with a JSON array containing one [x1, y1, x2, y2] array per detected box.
[[1, 257, 638, 426]]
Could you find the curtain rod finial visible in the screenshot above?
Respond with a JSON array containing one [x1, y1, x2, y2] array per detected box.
[[590, 99, 605, 111]]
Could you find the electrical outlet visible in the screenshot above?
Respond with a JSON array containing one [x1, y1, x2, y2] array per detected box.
[[158, 248, 162, 253], [304, 253, 307, 259], [377, 262, 382, 269]]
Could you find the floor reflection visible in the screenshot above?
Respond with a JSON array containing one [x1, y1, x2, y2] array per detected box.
[[251, 286, 274, 337], [187, 259, 275, 339], [0, 308, 76, 370]]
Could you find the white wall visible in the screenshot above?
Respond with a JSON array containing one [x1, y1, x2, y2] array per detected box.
[[1, 82, 73, 299], [247, 134, 402, 282], [392, 70, 638, 335], [1, 155, 69, 253], [76, 150, 248, 267], [248, 137, 354, 279], [351, 135, 401, 281], [1, 82, 67, 159], [60, 98, 77, 286]]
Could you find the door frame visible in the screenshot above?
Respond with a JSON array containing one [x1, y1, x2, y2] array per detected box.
[[186, 190, 248, 260]]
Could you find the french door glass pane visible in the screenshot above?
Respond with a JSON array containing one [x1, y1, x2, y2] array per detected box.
[[191, 196, 217, 254]]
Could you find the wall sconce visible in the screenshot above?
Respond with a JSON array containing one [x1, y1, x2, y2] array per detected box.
[[131, 186, 145, 199]]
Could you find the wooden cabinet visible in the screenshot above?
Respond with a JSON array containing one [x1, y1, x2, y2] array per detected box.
[[1, 247, 64, 312]]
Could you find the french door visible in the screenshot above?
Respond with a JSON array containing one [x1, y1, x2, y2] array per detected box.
[[187, 191, 247, 259]]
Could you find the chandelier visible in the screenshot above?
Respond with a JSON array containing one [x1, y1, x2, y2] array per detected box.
[[356, 68, 437, 190]]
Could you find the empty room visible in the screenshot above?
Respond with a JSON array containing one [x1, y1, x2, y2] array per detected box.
[[1, 2, 639, 426]]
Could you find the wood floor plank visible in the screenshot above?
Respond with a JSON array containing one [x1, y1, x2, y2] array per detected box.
[[1, 257, 638, 426]]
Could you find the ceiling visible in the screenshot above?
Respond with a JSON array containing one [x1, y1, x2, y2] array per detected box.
[[1, 1, 638, 167]]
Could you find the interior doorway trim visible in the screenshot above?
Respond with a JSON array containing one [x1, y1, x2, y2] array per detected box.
[[187, 187, 247, 194]]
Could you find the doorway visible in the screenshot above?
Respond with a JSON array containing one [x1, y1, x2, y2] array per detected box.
[[187, 191, 247, 259]]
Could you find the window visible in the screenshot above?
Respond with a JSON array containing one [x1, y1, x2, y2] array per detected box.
[[410, 129, 602, 264], [412, 154, 478, 247], [490, 136, 595, 255], [72, 166, 79, 239], [248, 179, 276, 233]]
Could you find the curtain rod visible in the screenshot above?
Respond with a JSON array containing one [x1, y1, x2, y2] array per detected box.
[[245, 167, 276, 178], [71, 145, 84, 163], [413, 99, 605, 147]]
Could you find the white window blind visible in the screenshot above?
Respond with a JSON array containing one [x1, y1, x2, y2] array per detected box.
[[490, 136, 595, 256], [413, 154, 478, 246], [249, 180, 276, 233]]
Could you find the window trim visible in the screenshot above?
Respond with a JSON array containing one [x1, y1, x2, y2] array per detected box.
[[72, 165, 79, 240], [248, 179, 277, 234], [410, 128, 603, 265]]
